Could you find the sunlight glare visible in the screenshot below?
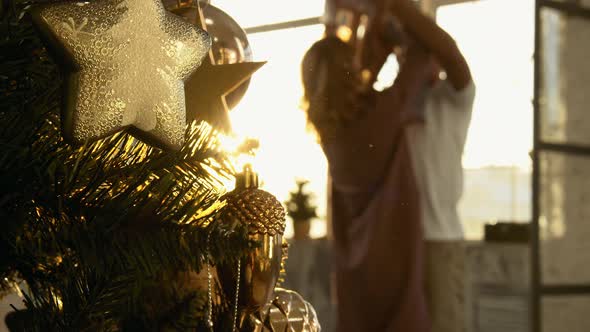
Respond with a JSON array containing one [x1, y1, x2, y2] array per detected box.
[[227, 24, 328, 239], [437, 0, 534, 170]]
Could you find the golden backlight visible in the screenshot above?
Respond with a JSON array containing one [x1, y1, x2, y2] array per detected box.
[[215, 0, 534, 238]]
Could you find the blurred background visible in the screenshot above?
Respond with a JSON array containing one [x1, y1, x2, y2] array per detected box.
[[215, 0, 534, 240], [210, 1, 590, 331]]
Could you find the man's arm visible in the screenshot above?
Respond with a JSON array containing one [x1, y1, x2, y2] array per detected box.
[[372, 40, 434, 130], [389, 0, 472, 90]]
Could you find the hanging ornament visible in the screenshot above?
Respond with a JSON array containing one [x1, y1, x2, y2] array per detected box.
[[240, 288, 321, 332], [207, 165, 320, 331], [263, 288, 321, 332], [216, 164, 286, 329], [200, 1, 258, 110], [165, 0, 265, 133], [31, 0, 211, 150]]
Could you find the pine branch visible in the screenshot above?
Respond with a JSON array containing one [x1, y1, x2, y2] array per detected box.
[[0, 1, 256, 329]]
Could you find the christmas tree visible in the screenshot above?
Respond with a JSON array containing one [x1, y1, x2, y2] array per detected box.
[[0, 0, 307, 330]]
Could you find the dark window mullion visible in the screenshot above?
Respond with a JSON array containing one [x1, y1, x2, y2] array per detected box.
[[532, 0, 543, 330], [540, 0, 590, 19], [538, 142, 590, 156], [541, 285, 590, 295]]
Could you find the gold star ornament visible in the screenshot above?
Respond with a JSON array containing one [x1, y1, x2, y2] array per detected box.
[[32, 0, 212, 150]]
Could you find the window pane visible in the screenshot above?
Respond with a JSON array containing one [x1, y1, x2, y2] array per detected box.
[[540, 7, 590, 146], [229, 25, 328, 238], [437, 0, 534, 169], [539, 151, 590, 285], [437, 0, 534, 239], [212, 0, 325, 29], [542, 296, 590, 332]]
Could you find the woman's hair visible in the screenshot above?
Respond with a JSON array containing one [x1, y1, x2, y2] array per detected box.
[[301, 36, 365, 140]]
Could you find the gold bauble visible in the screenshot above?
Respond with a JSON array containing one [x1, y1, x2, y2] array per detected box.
[[163, 0, 265, 132]]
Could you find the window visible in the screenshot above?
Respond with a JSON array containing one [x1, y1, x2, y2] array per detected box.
[[212, 2, 328, 238], [215, 0, 535, 240], [213, 0, 324, 29], [436, 0, 534, 239]]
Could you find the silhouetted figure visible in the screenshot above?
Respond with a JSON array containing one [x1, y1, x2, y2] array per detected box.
[[301, 0, 473, 331]]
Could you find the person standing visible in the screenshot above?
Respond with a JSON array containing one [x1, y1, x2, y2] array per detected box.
[[387, 0, 475, 330], [301, 5, 431, 332], [301, 0, 474, 331]]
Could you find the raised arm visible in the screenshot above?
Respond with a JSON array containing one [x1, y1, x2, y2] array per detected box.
[[389, 0, 472, 90]]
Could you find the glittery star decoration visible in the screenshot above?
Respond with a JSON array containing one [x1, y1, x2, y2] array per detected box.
[[32, 0, 211, 150], [169, 2, 265, 133]]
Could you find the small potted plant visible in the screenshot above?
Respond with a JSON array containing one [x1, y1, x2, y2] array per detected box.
[[285, 180, 318, 241]]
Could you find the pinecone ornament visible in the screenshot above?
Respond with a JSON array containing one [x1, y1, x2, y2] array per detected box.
[[222, 187, 286, 236], [217, 164, 286, 318]]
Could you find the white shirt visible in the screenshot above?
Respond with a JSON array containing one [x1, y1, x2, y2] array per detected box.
[[406, 79, 475, 240]]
